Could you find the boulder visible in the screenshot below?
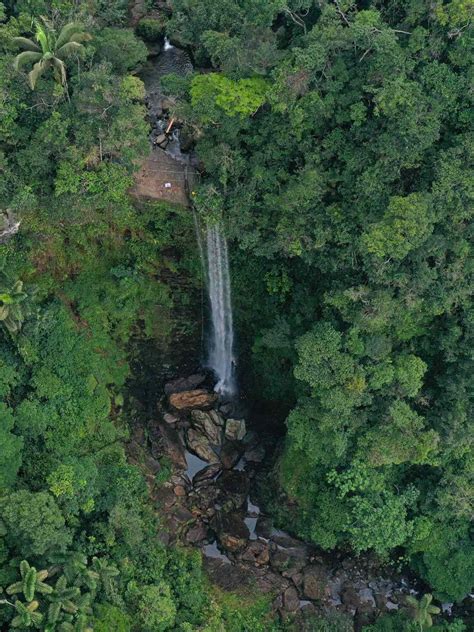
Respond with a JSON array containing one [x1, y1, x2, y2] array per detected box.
[[244, 444, 266, 463], [186, 428, 219, 463], [282, 586, 300, 612], [164, 412, 178, 424], [271, 546, 308, 575], [186, 521, 208, 544], [155, 419, 187, 469], [191, 409, 222, 445], [302, 565, 329, 601], [341, 581, 362, 610], [193, 463, 222, 486], [216, 512, 250, 553], [169, 389, 217, 410], [209, 409, 225, 427], [220, 441, 244, 469], [218, 471, 249, 510], [225, 418, 246, 441], [164, 373, 206, 395], [241, 541, 270, 566]]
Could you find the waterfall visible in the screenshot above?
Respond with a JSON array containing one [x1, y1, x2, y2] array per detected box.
[[205, 224, 236, 395], [163, 37, 174, 51]]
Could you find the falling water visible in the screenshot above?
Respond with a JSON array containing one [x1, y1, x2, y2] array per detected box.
[[163, 37, 174, 51], [205, 224, 236, 395]]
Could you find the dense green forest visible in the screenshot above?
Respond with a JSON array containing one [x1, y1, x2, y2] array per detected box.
[[0, 0, 472, 630]]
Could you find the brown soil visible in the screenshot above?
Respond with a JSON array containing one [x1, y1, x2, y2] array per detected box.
[[130, 147, 195, 206]]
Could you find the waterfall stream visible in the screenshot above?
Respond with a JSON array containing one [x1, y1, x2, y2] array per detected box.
[[205, 224, 236, 395]]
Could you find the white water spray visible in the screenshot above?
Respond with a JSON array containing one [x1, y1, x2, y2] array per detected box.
[[163, 37, 174, 51], [205, 224, 236, 395]]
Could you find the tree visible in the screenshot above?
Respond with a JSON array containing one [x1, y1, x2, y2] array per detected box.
[[6, 560, 53, 602], [13, 18, 91, 90], [46, 575, 81, 626], [0, 490, 72, 557], [405, 594, 441, 630], [0, 278, 28, 334], [1, 599, 43, 629]]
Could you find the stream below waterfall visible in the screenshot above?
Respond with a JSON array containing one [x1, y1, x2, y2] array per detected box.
[[133, 39, 470, 630]]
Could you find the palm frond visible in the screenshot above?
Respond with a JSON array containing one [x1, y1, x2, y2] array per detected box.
[[55, 22, 83, 49], [13, 51, 42, 71], [56, 41, 82, 59], [12, 37, 41, 52], [35, 22, 49, 54], [28, 60, 45, 90], [69, 32, 93, 44], [52, 57, 67, 85]]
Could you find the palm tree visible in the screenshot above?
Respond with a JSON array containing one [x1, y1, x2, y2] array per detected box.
[[0, 278, 28, 334], [13, 18, 91, 91], [46, 575, 81, 626], [7, 561, 53, 602], [90, 557, 119, 598], [405, 593, 441, 630], [11, 599, 43, 628]]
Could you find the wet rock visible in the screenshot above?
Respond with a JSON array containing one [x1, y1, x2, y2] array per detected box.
[[271, 531, 305, 549], [220, 441, 244, 469], [241, 541, 270, 566], [164, 373, 206, 395], [191, 409, 222, 445], [271, 546, 308, 575], [188, 483, 219, 513], [203, 557, 249, 590], [169, 389, 217, 410], [255, 570, 290, 595], [215, 512, 250, 553], [164, 412, 178, 424], [244, 443, 266, 463], [186, 521, 208, 544], [359, 587, 376, 607], [155, 133, 168, 146], [156, 420, 187, 469], [302, 565, 329, 601], [193, 463, 222, 486], [219, 402, 234, 417], [173, 485, 187, 497], [225, 418, 246, 441], [186, 428, 219, 463], [255, 516, 273, 539], [282, 586, 300, 612], [341, 581, 362, 611], [209, 409, 225, 427], [172, 505, 194, 524], [218, 471, 249, 510]]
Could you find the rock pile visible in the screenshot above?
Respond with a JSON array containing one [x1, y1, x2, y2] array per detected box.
[[133, 375, 421, 629]]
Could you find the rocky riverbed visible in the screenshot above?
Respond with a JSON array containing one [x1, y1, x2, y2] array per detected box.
[[126, 372, 436, 630]]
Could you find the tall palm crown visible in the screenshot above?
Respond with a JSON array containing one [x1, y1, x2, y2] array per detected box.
[[13, 18, 91, 90]]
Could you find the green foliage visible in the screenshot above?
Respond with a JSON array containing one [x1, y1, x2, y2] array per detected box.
[[190, 74, 268, 121], [0, 277, 28, 334], [93, 604, 131, 632], [93, 28, 148, 74], [405, 594, 441, 630], [134, 582, 177, 631], [136, 18, 165, 43], [0, 403, 23, 487], [0, 490, 71, 557]]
